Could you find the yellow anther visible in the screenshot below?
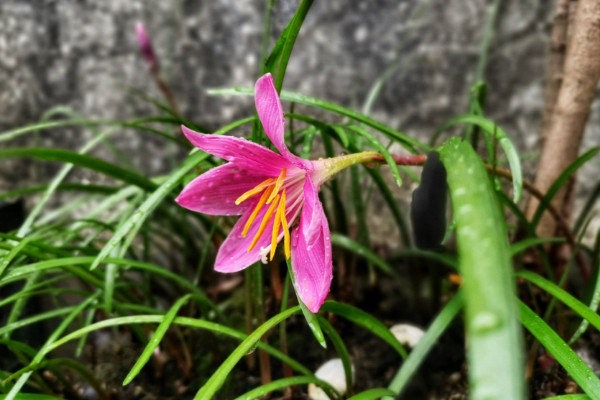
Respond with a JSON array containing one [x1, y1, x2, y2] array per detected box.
[[242, 186, 274, 237], [281, 204, 291, 260], [248, 194, 280, 252], [235, 178, 275, 205], [267, 168, 287, 204], [270, 189, 287, 260]]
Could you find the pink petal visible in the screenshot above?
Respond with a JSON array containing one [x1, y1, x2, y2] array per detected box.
[[254, 74, 313, 171], [176, 163, 271, 215], [290, 200, 333, 313], [181, 125, 291, 176], [300, 178, 325, 247], [214, 196, 302, 273]]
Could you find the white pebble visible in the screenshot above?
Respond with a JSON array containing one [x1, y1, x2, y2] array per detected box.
[[308, 358, 354, 400], [390, 323, 425, 348]]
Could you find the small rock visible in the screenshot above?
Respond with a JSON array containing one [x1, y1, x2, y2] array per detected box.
[[308, 358, 354, 400], [390, 323, 425, 348]]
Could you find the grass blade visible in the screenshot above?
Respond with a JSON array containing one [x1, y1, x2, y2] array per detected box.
[[331, 233, 395, 276], [285, 258, 327, 348], [0, 148, 156, 193], [348, 388, 397, 400], [319, 317, 354, 396], [531, 147, 599, 229], [193, 306, 301, 399], [206, 87, 428, 152], [272, 0, 314, 92], [437, 115, 523, 202], [384, 291, 463, 399], [347, 125, 403, 187], [321, 301, 407, 359], [123, 294, 192, 385], [520, 302, 600, 398], [233, 376, 340, 400], [516, 270, 600, 332]]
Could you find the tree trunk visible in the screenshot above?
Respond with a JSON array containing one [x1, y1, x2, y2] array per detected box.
[[527, 0, 600, 242]]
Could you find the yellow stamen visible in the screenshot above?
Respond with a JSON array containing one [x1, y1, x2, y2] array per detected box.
[[281, 207, 291, 260], [270, 189, 287, 260], [248, 194, 280, 252], [267, 168, 286, 204], [235, 178, 275, 205], [242, 186, 274, 237]]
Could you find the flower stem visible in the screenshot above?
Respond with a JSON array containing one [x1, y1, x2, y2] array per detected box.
[[314, 152, 427, 185]]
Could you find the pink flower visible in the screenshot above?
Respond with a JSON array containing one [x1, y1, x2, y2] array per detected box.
[[176, 73, 378, 312], [135, 22, 158, 71]]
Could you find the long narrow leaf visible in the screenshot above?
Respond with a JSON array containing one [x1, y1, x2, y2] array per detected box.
[[520, 302, 600, 397], [123, 294, 193, 385], [321, 301, 407, 359], [194, 306, 301, 399], [384, 291, 463, 399], [437, 115, 522, 202]]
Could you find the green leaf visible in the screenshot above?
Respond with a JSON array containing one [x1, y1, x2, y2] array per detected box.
[[347, 125, 403, 187], [438, 137, 525, 400], [233, 376, 340, 400], [574, 180, 600, 235], [0, 257, 216, 315], [0, 148, 156, 192], [347, 388, 397, 400], [384, 292, 463, 399], [272, 0, 314, 92], [206, 87, 428, 152], [3, 294, 99, 399], [331, 233, 396, 276], [319, 318, 354, 396], [516, 270, 600, 333], [321, 301, 407, 359], [437, 115, 523, 202], [570, 258, 600, 344], [43, 314, 311, 378], [0, 395, 65, 400], [520, 302, 600, 398], [531, 147, 599, 229], [123, 295, 193, 385], [286, 258, 327, 348], [510, 237, 565, 256], [193, 306, 301, 399]]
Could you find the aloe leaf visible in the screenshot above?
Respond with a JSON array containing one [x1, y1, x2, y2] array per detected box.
[[438, 137, 525, 400]]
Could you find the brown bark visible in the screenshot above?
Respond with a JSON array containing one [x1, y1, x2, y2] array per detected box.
[[527, 0, 600, 241], [539, 0, 569, 146]]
